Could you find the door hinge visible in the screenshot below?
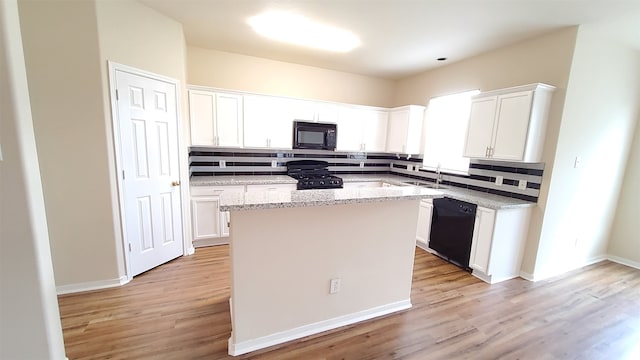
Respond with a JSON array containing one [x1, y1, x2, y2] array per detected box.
[[115, 89, 119, 100], [128, 243, 132, 252], [122, 170, 125, 180]]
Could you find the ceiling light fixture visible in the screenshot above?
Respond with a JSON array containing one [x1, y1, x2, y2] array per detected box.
[[248, 11, 361, 52]]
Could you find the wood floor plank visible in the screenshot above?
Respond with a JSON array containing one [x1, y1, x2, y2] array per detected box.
[[58, 245, 640, 359]]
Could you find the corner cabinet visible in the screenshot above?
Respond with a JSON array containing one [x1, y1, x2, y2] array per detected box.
[[463, 83, 555, 162], [469, 205, 532, 284], [188, 89, 243, 147], [386, 105, 425, 154]]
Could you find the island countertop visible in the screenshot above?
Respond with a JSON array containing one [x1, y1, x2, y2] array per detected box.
[[219, 186, 443, 211]]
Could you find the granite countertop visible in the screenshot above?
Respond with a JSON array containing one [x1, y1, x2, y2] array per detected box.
[[190, 175, 297, 186], [219, 186, 443, 211], [190, 174, 535, 210], [339, 174, 536, 209]]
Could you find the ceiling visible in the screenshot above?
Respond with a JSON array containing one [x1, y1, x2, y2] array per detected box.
[[139, 0, 640, 80]]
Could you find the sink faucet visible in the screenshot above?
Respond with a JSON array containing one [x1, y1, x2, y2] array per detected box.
[[435, 164, 442, 189]]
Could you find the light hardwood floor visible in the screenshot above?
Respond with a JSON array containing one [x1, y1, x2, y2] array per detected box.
[[58, 246, 640, 360]]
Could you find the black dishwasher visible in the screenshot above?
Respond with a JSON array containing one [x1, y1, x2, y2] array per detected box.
[[429, 197, 477, 271]]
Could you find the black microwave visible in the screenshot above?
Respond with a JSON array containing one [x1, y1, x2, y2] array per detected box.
[[293, 121, 337, 150]]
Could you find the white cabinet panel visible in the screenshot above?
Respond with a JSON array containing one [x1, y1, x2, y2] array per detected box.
[[492, 91, 533, 160], [362, 109, 388, 152], [415, 199, 433, 248], [463, 83, 554, 162], [337, 105, 389, 152], [215, 93, 243, 147], [469, 207, 496, 274], [243, 95, 293, 149], [464, 97, 497, 158], [188, 89, 243, 147], [191, 196, 222, 240], [189, 91, 215, 145], [386, 105, 424, 154]]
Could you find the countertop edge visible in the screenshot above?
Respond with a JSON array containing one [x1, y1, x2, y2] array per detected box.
[[220, 193, 443, 211]]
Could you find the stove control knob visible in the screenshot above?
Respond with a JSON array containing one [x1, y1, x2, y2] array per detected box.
[[319, 181, 325, 185]]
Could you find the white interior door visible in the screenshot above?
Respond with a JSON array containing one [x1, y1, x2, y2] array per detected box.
[[114, 69, 183, 277]]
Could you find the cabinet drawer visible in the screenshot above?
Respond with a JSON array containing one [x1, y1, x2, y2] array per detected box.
[[245, 184, 296, 192], [190, 185, 245, 196]]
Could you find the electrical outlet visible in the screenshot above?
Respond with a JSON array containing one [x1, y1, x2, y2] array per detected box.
[[329, 278, 341, 294], [407, 164, 412, 171], [518, 180, 527, 190], [414, 165, 420, 172], [495, 176, 503, 186], [271, 160, 277, 168], [219, 160, 226, 168], [360, 162, 365, 168]]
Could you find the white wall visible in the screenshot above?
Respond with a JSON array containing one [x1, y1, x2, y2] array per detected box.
[[609, 111, 640, 266], [18, 0, 189, 289], [0, 0, 65, 357], [19, 0, 121, 287], [531, 26, 640, 278], [187, 47, 396, 107]]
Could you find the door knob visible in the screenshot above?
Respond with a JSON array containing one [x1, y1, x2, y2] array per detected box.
[[171, 181, 181, 186]]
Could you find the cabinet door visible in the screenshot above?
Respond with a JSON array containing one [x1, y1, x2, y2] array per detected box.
[[336, 106, 364, 151], [243, 95, 273, 148], [215, 93, 243, 147], [469, 207, 496, 274], [362, 109, 388, 152], [191, 196, 222, 240], [386, 108, 410, 153], [220, 210, 231, 237], [492, 91, 534, 160], [189, 90, 216, 145], [463, 96, 497, 158], [315, 102, 339, 123], [416, 199, 433, 246]]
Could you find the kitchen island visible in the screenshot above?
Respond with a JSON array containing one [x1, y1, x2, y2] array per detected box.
[[220, 186, 442, 355]]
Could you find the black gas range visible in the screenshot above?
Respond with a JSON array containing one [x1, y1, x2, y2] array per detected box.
[[287, 160, 343, 190]]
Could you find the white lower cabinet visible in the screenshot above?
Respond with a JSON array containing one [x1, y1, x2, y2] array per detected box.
[[415, 199, 433, 249], [469, 205, 532, 284], [190, 185, 244, 247]]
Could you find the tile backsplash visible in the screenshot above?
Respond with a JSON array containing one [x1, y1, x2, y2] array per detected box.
[[189, 146, 543, 202]]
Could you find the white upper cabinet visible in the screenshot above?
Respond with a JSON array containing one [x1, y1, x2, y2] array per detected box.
[[243, 95, 293, 149], [386, 105, 425, 154], [336, 105, 388, 152], [189, 89, 243, 147], [287, 99, 340, 124], [463, 83, 555, 162]]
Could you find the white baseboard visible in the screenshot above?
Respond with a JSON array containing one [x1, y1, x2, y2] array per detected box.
[[186, 246, 195, 255], [519, 255, 608, 282], [607, 255, 640, 270], [228, 299, 412, 356], [56, 276, 129, 295], [193, 237, 229, 248]]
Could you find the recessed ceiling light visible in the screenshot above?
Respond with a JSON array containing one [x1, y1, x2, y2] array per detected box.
[[248, 11, 361, 52], [437, 57, 448, 61]]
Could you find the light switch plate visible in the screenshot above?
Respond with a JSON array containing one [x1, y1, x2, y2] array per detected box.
[[271, 160, 277, 168], [360, 162, 365, 168], [495, 176, 503, 186], [518, 180, 527, 190], [219, 160, 226, 168]]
